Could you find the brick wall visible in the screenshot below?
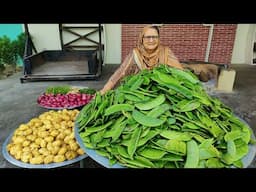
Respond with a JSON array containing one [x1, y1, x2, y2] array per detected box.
[[121, 24, 237, 64]]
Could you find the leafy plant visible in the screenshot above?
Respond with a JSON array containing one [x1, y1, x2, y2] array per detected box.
[[0, 36, 16, 67], [12, 32, 25, 59], [0, 32, 25, 69]]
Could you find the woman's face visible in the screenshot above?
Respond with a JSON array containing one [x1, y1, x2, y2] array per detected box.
[[142, 28, 159, 52]]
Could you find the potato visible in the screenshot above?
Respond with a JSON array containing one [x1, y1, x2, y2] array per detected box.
[[56, 132, 65, 140], [38, 148, 50, 156], [30, 143, 39, 150], [61, 124, 68, 129], [62, 115, 71, 121], [67, 121, 74, 128], [46, 115, 52, 121], [40, 131, 49, 138], [26, 134, 36, 141], [65, 151, 77, 160], [69, 132, 75, 139], [34, 122, 43, 128], [32, 130, 38, 136], [44, 136, 54, 143], [69, 142, 79, 151], [13, 136, 26, 144], [71, 109, 79, 117], [19, 124, 29, 131], [64, 136, 71, 144], [58, 147, 68, 155], [22, 140, 31, 147], [62, 109, 68, 114], [31, 149, 40, 157], [63, 143, 71, 151], [35, 138, 43, 145], [42, 119, 51, 125], [14, 130, 24, 136], [44, 123, 52, 130], [64, 129, 72, 136], [24, 129, 33, 136], [11, 144, 22, 152], [40, 139, 47, 148], [14, 150, 22, 160], [22, 146, 30, 153], [53, 155, 65, 163], [38, 127, 47, 132], [38, 114, 45, 120], [53, 123, 61, 129], [10, 147, 17, 156], [77, 148, 85, 155], [6, 143, 14, 151], [11, 135, 17, 142], [30, 155, 44, 164], [51, 146, 60, 155], [27, 121, 34, 127], [68, 139, 76, 146], [50, 130, 59, 137], [44, 155, 54, 164], [46, 143, 53, 151], [21, 152, 32, 163], [52, 140, 62, 147], [38, 148, 46, 154], [61, 143, 67, 147]]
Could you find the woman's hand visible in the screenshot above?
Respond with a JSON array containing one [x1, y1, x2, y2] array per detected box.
[[99, 89, 106, 95]]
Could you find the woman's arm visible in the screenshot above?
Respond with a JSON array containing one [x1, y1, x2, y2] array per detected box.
[[166, 48, 184, 70], [100, 51, 134, 94]]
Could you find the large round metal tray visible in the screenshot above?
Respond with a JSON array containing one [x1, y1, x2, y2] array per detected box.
[[37, 86, 94, 110], [75, 123, 124, 168], [75, 118, 256, 168], [2, 130, 88, 168], [37, 102, 85, 110]]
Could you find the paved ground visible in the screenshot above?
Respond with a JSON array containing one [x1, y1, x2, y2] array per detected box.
[[1, 64, 256, 168], [0, 64, 118, 168]]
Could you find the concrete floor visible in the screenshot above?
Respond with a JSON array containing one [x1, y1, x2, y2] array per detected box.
[[1, 64, 256, 168]]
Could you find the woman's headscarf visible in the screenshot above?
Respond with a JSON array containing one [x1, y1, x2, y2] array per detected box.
[[134, 25, 161, 69], [134, 25, 180, 70]]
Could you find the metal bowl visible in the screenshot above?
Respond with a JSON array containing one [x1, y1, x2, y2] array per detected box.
[[2, 130, 88, 169], [75, 117, 256, 168], [75, 123, 124, 168], [37, 86, 93, 110]]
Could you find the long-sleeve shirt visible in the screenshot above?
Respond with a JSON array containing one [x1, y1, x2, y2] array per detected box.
[[101, 46, 183, 93]]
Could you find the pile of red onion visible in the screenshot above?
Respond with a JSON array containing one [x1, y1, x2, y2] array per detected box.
[[37, 93, 94, 108]]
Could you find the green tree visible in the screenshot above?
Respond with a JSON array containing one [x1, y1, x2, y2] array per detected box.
[[12, 32, 25, 59], [0, 35, 16, 67], [0, 32, 25, 71]]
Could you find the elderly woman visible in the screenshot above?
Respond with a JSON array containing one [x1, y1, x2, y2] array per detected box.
[[100, 25, 218, 94], [100, 25, 183, 94]]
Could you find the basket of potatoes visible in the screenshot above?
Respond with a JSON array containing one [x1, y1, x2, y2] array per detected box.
[[2, 109, 88, 168]]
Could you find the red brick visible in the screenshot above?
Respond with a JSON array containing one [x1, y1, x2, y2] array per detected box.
[[121, 24, 237, 64]]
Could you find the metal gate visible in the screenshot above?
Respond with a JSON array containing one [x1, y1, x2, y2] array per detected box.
[[20, 23, 105, 83]]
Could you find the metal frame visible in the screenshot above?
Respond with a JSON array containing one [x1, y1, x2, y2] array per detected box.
[[20, 24, 104, 83]]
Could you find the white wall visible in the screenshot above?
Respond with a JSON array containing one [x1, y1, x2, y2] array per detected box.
[[231, 24, 256, 64], [27, 24, 62, 51], [104, 24, 121, 64], [61, 24, 104, 48], [26, 24, 121, 64]]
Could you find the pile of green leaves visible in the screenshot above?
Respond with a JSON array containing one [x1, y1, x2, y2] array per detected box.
[[77, 64, 254, 168], [79, 88, 96, 94], [45, 85, 71, 94]]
